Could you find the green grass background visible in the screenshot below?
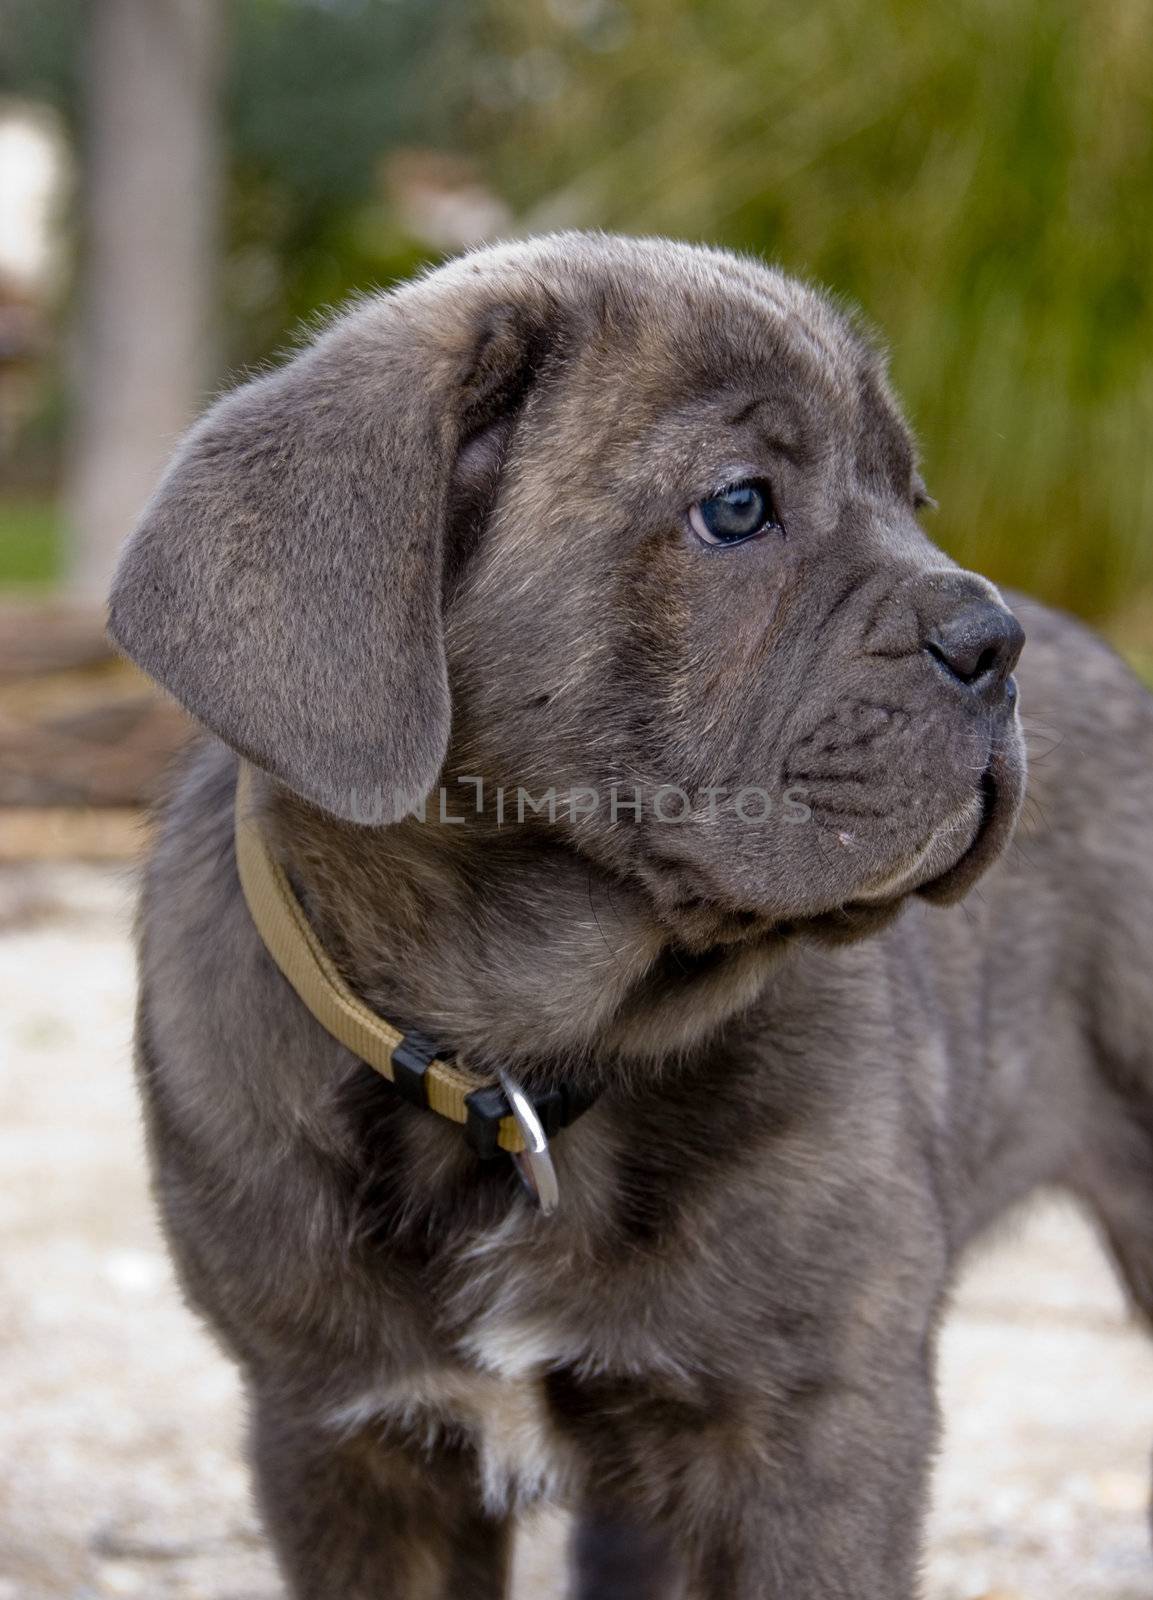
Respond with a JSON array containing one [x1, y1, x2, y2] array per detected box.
[[0, 498, 59, 589]]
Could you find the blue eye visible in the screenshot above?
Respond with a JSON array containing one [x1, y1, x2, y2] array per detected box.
[[688, 478, 780, 547]]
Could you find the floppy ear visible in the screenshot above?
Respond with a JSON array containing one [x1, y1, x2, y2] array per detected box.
[[107, 280, 555, 823]]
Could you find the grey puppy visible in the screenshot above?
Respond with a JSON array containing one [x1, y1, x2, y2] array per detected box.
[[108, 234, 1153, 1599]]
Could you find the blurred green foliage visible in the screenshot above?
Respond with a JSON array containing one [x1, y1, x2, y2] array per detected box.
[[223, 0, 470, 358], [0, 496, 59, 586], [2, 0, 1151, 618]]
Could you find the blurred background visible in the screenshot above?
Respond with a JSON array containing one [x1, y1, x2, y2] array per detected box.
[[1, 4, 1153, 1598]]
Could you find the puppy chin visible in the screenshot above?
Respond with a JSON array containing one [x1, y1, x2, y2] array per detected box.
[[633, 729, 1026, 945], [916, 756, 1024, 905], [848, 797, 985, 907], [849, 739, 1027, 912], [918, 728, 1027, 905]]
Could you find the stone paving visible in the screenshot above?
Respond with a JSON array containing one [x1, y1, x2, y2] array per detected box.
[[1, 863, 1151, 1599]]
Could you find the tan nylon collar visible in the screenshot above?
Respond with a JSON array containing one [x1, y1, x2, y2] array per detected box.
[[233, 762, 529, 1154]]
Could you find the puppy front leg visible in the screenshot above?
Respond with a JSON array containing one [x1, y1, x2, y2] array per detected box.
[[558, 1367, 936, 1600], [570, 1499, 684, 1599], [251, 1397, 512, 1600], [677, 1383, 937, 1600]]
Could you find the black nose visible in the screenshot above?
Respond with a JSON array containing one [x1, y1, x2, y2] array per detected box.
[[924, 599, 1024, 694]]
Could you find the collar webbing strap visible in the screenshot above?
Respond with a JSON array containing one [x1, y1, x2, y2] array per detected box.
[[233, 762, 529, 1155]]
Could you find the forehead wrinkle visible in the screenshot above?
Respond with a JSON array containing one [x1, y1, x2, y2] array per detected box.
[[712, 279, 848, 379], [631, 303, 858, 450], [692, 252, 855, 367], [717, 294, 863, 426], [725, 394, 811, 466]]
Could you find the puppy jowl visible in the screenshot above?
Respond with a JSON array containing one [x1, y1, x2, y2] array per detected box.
[[107, 234, 1153, 1599]]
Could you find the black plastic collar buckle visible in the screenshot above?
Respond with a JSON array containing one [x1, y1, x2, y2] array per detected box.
[[464, 1080, 592, 1161], [390, 1030, 444, 1109], [392, 1027, 594, 1163]]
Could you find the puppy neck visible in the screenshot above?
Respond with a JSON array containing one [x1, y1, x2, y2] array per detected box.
[[259, 775, 781, 1097]]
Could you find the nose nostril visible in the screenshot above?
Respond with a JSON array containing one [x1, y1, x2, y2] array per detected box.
[[925, 638, 991, 686], [972, 645, 1000, 683], [923, 600, 1024, 693]]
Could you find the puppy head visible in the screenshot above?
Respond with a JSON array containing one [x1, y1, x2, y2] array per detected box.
[[109, 233, 1025, 940]]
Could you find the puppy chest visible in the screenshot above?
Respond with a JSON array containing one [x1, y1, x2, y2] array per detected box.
[[329, 1336, 575, 1515]]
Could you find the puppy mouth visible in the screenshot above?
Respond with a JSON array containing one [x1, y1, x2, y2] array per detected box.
[[627, 720, 1026, 943], [634, 783, 992, 947], [798, 706, 1027, 939], [854, 742, 1022, 911], [846, 781, 991, 906], [914, 759, 1014, 904]]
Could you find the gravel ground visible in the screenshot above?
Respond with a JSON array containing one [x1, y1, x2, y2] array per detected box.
[[1, 863, 1151, 1600]]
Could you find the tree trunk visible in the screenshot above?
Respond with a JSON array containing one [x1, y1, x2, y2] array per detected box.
[[66, 0, 224, 603]]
